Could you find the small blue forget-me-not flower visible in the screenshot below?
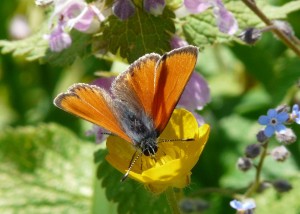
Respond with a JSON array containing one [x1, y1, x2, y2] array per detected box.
[[230, 199, 256, 213], [258, 109, 288, 138], [291, 104, 300, 124]]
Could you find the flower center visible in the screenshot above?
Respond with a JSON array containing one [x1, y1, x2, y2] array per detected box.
[[270, 118, 278, 125], [139, 144, 184, 171]]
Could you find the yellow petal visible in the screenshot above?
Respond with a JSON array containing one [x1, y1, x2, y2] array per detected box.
[[105, 108, 210, 193]]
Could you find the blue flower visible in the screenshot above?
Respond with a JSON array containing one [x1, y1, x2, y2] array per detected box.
[[258, 109, 288, 138], [230, 199, 256, 212], [291, 104, 300, 124]]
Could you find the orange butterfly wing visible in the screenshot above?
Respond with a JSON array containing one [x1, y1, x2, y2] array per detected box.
[[152, 46, 198, 133], [112, 54, 160, 116], [54, 83, 131, 142]]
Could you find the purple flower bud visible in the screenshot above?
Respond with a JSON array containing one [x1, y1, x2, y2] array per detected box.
[[170, 35, 189, 49], [257, 181, 272, 193], [112, 0, 135, 20], [184, 0, 211, 14], [66, 4, 104, 33], [275, 128, 296, 145], [245, 144, 261, 159], [44, 23, 72, 52], [184, 0, 238, 35], [237, 157, 252, 172], [256, 130, 268, 143], [273, 20, 295, 39], [272, 179, 292, 193], [91, 77, 115, 94], [46, 0, 104, 52], [212, 0, 238, 35], [276, 104, 290, 113], [144, 0, 166, 16], [238, 27, 262, 45], [271, 146, 289, 162]]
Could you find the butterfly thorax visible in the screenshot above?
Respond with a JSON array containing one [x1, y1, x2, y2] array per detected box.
[[114, 100, 158, 156]]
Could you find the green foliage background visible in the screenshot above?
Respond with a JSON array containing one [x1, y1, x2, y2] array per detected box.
[[1, 0, 300, 213]]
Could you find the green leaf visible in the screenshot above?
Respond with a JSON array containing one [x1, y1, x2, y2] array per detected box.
[[182, 0, 300, 48], [95, 8, 176, 63], [234, 86, 271, 114], [0, 123, 95, 213], [232, 0, 300, 28], [96, 156, 171, 214], [0, 27, 91, 66], [231, 41, 300, 105], [94, 147, 107, 164], [0, 27, 48, 61]]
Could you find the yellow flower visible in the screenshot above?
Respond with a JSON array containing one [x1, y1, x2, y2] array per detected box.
[[105, 108, 210, 194]]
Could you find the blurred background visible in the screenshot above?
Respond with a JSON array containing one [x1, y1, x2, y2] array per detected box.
[[1, 0, 300, 213]]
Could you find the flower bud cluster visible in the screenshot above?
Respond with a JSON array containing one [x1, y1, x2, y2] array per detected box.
[[233, 104, 297, 210]]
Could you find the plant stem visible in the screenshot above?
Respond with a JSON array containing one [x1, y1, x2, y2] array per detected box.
[[165, 187, 181, 214], [241, 0, 300, 58], [189, 187, 237, 198], [244, 141, 269, 197]]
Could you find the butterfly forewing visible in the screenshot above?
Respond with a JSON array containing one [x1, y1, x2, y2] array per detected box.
[[152, 46, 198, 133], [54, 83, 131, 142]]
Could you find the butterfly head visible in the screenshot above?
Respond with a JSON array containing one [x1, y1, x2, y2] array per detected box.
[[140, 137, 158, 156]]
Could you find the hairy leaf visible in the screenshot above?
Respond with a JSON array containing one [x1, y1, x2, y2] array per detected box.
[[0, 28, 91, 66], [183, 0, 300, 48], [95, 7, 175, 63]]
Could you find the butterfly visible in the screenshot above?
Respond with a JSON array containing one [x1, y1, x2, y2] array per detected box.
[[54, 45, 198, 159]]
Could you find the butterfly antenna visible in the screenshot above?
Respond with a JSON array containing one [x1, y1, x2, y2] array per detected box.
[[159, 138, 194, 143], [121, 151, 142, 182], [100, 132, 115, 136]]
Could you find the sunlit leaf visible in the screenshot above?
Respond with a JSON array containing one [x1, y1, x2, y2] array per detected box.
[[0, 28, 91, 66], [0, 123, 95, 213], [183, 0, 300, 48]]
